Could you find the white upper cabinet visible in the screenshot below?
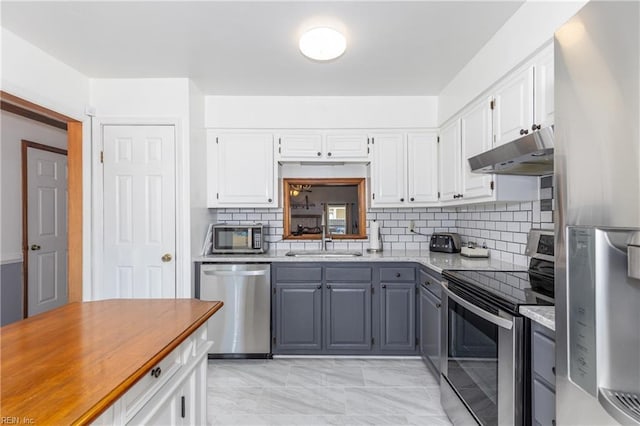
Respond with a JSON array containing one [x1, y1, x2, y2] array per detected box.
[[460, 98, 494, 200], [370, 131, 439, 208], [493, 67, 535, 147], [533, 44, 554, 130], [438, 120, 461, 203], [369, 133, 406, 207], [325, 132, 369, 159], [277, 133, 322, 159], [276, 131, 369, 162], [207, 131, 277, 207], [407, 132, 439, 204]]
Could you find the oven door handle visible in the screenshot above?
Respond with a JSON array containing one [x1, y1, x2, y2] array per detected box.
[[442, 286, 513, 330]]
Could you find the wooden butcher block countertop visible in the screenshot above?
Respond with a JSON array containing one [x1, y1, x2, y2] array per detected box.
[[0, 299, 223, 425]]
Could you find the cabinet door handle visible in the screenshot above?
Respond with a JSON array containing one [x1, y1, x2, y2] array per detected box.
[[400, 198, 404, 202], [326, 284, 332, 289], [395, 272, 401, 278], [327, 152, 332, 157], [268, 198, 273, 203], [410, 197, 415, 202], [436, 303, 442, 308], [552, 366, 556, 375], [181, 395, 186, 418], [520, 129, 526, 135], [382, 284, 387, 288], [532, 123, 541, 131], [425, 280, 431, 286], [317, 285, 322, 289], [317, 152, 322, 156]]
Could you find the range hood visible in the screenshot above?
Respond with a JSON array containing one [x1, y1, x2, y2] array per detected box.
[[468, 126, 554, 176]]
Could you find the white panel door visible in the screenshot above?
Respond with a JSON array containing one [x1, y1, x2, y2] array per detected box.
[[27, 146, 67, 316], [493, 67, 535, 147], [407, 132, 439, 205], [460, 99, 494, 200], [103, 125, 176, 299], [438, 119, 461, 203], [370, 133, 406, 207]]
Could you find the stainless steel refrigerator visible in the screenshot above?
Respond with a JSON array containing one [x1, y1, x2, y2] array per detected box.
[[555, 1, 640, 424]]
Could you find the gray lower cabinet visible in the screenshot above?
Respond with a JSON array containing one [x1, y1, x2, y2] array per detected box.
[[325, 282, 372, 351], [379, 266, 417, 352], [274, 283, 322, 351], [272, 262, 417, 355], [531, 321, 556, 426], [418, 266, 442, 377]]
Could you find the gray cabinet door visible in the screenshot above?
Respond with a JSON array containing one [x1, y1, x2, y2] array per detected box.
[[420, 284, 441, 375], [325, 283, 372, 351], [380, 282, 416, 352], [274, 283, 322, 352]]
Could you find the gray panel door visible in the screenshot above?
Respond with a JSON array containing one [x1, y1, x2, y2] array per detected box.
[[420, 285, 441, 373], [275, 283, 322, 351], [380, 282, 416, 352], [325, 283, 372, 351]]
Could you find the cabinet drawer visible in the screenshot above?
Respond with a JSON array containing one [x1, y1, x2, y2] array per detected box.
[[380, 267, 415, 282], [275, 266, 322, 282], [418, 268, 441, 298], [123, 344, 182, 420], [533, 378, 556, 426], [533, 327, 556, 386], [326, 267, 372, 282]]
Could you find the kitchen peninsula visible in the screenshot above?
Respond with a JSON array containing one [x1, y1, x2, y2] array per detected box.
[[0, 299, 223, 425]]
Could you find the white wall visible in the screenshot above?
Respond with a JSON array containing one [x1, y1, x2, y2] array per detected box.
[[0, 111, 68, 263], [438, 1, 587, 124], [205, 96, 438, 129], [90, 78, 193, 298], [189, 81, 216, 266], [1, 28, 90, 120]]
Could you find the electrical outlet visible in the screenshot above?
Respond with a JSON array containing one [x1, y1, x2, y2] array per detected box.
[[408, 220, 415, 232]]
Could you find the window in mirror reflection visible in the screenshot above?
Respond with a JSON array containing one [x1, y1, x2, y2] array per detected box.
[[283, 178, 367, 240]]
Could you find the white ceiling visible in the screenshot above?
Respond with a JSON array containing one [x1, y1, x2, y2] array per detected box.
[[1, 1, 524, 96]]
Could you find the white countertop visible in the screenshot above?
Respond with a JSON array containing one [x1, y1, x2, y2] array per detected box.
[[520, 306, 555, 331], [193, 249, 520, 274]]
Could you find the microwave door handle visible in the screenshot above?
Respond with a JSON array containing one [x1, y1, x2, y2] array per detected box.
[[442, 286, 513, 330], [248, 229, 253, 249]]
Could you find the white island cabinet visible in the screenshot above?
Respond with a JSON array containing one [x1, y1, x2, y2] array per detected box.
[[0, 300, 222, 426]]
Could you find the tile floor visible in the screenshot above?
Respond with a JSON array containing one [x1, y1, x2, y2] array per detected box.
[[207, 358, 452, 425]]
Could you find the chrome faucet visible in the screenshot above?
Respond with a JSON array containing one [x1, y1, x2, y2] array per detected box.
[[321, 223, 332, 251]]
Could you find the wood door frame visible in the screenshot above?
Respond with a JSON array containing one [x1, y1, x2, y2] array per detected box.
[[21, 141, 68, 317], [2, 91, 83, 311]]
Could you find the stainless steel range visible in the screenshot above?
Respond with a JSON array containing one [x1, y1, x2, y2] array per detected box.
[[440, 229, 554, 425]]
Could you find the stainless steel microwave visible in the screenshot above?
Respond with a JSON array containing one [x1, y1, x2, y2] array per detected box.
[[211, 223, 265, 254]]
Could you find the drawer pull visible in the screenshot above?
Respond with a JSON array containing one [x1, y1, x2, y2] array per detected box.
[[395, 272, 401, 278], [150, 367, 162, 378]]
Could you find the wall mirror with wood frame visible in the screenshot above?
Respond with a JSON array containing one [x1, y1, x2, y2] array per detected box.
[[283, 178, 367, 240]]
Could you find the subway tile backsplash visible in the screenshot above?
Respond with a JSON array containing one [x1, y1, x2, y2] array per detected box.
[[214, 200, 553, 267]]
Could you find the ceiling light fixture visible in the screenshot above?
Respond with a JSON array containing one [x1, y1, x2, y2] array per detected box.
[[299, 27, 346, 61]]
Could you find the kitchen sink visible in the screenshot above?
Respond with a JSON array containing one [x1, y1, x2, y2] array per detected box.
[[285, 250, 363, 258]]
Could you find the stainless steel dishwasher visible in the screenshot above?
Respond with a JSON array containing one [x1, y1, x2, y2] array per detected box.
[[198, 263, 271, 358]]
